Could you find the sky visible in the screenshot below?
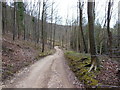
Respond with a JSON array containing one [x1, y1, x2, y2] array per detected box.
[[51, 0, 119, 28], [7, 0, 120, 28]]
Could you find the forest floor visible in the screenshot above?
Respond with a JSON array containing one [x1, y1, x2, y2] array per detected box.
[[96, 56, 120, 86], [64, 51, 120, 88], [2, 33, 55, 83], [2, 46, 84, 88]]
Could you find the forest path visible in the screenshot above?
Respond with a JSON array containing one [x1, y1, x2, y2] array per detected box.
[[3, 46, 77, 88]]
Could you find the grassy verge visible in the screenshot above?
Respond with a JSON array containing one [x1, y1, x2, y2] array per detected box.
[[64, 51, 99, 87], [35, 49, 56, 60]]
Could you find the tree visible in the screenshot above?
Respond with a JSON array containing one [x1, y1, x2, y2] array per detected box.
[[87, 1, 98, 72], [65, 9, 69, 50], [17, 1, 25, 39], [78, 1, 87, 53], [53, 18, 56, 48], [50, 2, 54, 48], [23, 2, 28, 40], [2, 1, 6, 34], [37, 2, 41, 43], [118, 2, 120, 47], [13, 1, 17, 40], [53, 14, 61, 48], [77, 2, 80, 52], [106, 0, 113, 56], [41, 0, 46, 52], [0, 2, 2, 37], [118, 22, 120, 47]]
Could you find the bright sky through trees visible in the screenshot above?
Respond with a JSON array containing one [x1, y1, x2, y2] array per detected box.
[[52, 0, 119, 28], [7, 0, 120, 28]]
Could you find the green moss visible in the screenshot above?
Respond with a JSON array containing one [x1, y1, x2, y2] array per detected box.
[[38, 52, 48, 57], [6, 70, 14, 76], [81, 75, 98, 86], [35, 49, 55, 60], [64, 51, 99, 87]]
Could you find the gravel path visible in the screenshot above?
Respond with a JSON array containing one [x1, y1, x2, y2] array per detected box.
[[2, 46, 83, 88]]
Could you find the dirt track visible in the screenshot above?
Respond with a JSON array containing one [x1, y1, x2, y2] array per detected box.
[[3, 46, 82, 88]]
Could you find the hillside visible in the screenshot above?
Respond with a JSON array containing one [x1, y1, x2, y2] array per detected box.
[[2, 33, 55, 82]]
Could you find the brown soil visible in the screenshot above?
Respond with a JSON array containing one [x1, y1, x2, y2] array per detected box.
[[2, 33, 43, 81], [96, 56, 120, 86]]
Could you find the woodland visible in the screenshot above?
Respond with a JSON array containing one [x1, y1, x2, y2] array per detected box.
[[1, 0, 120, 88]]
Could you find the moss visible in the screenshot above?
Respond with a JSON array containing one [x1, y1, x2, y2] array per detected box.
[[64, 51, 99, 87], [38, 52, 49, 57], [82, 75, 98, 86], [6, 70, 14, 76], [35, 49, 55, 60]]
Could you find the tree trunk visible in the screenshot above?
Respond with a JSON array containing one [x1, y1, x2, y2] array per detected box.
[[23, 13, 26, 40], [100, 41, 103, 54], [107, 0, 112, 56], [87, 1, 98, 72], [2, 2, 6, 35], [118, 1, 120, 47], [79, 1, 87, 53], [50, 2, 54, 48], [53, 22, 56, 48], [41, 1, 45, 52], [37, 2, 41, 43], [13, 2, 16, 40]]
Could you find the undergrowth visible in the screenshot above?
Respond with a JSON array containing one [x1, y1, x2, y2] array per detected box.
[[35, 50, 55, 60], [64, 51, 99, 87]]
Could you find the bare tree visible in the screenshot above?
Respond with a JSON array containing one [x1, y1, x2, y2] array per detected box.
[[50, 2, 54, 48], [53, 14, 61, 48], [78, 0, 87, 53], [118, 2, 120, 47], [107, 0, 113, 56], [13, 1, 17, 40], [2, 1, 6, 34], [41, 0, 48, 52], [37, 1, 41, 43], [53, 18, 56, 48], [87, 1, 98, 72]]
